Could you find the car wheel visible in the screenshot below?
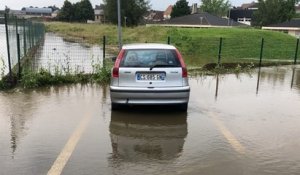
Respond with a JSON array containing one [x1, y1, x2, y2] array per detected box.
[[179, 103, 188, 112], [111, 103, 119, 111]]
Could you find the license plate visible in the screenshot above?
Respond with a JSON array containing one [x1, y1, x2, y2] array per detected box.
[[136, 73, 166, 81]]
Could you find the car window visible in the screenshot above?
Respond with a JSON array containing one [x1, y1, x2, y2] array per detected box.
[[120, 49, 181, 67]]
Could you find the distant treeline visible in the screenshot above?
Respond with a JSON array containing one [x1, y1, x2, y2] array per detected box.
[[58, 0, 94, 22]]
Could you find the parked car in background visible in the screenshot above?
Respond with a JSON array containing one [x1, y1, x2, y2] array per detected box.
[[110, 43, 190, 111]]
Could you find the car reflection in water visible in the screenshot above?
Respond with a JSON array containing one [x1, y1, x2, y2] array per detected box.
[[109, 109, 188, 163]]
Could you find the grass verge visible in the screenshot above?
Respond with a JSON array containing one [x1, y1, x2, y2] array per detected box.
[[45, 22, 299, 67], [0, 66, 111, 90]]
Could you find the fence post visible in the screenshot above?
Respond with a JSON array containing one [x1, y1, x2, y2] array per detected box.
[[15, 16, 18, 40], [218, 37, 223, 65], [17, 33, 21, 79], [167, 36, 171, 45], [32, 22, 35, 46], [4, 13, 12, 79], [28, 22, 31, 48], [103, 35, 106, 68], [259, 38, 264, 67], [28, 21, 31, 48], [23, 18, 27, 56], [294, 38, 299, 65]]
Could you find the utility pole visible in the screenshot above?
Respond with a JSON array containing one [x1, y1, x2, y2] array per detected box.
[[117, 0, 122, 50]]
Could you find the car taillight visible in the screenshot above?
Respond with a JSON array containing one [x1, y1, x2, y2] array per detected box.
[[112, 49, 125, 78], [112, 67, 119, 78], [182, 67, 188, 78], [175, 49, 188, 78]]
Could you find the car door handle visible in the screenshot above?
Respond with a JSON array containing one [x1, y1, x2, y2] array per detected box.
[[124, 71, 131, 73]]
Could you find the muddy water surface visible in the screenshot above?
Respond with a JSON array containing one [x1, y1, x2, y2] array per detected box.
[[0, 66, 300, 175]]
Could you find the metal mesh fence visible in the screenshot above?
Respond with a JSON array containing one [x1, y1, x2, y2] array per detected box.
[[1, 15, 300, 80], [0, 13, 7, 77], [4, 13, 45, 77], [170, 35, 299, 67], [26, 33, 104, 74]]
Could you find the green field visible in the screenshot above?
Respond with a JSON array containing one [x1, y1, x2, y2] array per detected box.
[[45, 22, 299, 67]]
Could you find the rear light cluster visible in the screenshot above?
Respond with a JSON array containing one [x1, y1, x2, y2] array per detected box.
[[112, 49, 125, 78], [182, 67, 188, 78], [175, 49, 188, 78]]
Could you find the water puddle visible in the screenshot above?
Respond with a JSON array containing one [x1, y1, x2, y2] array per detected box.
[[28, 33, 104, 74], [0, 65, 299, 174]]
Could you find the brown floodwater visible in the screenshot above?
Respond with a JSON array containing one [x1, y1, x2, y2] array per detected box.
[[0, 65, 300, 175]]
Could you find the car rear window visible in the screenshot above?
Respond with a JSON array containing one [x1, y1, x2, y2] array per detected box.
[[119, 49, 181, 68]]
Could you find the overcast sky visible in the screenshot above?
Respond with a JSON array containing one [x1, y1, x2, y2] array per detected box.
[[1, 0, 245, 11]]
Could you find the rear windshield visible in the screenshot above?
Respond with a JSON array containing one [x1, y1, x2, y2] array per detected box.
[[119, 49, 181, 67]]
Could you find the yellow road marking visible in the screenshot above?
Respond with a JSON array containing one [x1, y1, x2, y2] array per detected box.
[[47, 113, 92, 175], [209, 112, 246, 155]]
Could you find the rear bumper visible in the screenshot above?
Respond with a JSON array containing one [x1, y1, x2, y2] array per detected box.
[[110, 86, 190, 105]]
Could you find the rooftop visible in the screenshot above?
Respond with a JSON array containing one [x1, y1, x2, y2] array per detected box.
[[267, 19, 300, 28], [240, 2, 258, 9], [24, 7, 52, 14], [157, 13, 244, 26]]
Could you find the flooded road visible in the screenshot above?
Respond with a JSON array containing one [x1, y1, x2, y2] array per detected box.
[[32, 33, 103, 74], [0, 31, 104, 78], [0, 65, 300, 175]]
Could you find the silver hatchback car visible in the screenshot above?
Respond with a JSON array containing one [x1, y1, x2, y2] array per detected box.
[[110, 43, 190, 111]]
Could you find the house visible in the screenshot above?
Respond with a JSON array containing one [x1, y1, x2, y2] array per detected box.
[[9, 10, 26, 17], [144, 10, 164, 22], [164, 5, 173, 20], [147, 12, 245, 28], [262, 19, 300, 37], [229, 2, 258, 26], [191, 3, 199, 14], [296, 5, 300, 14], [22, 7, 52, 17], [51, 10, 59, 18], [240, 2, 258, 10], [94, 5, 105, 23]]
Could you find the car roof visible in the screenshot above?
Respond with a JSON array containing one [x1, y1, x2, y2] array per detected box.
[[122, 43, 176, 50]]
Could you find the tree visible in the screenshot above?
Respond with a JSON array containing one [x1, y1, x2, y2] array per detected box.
[[48, 5, 60, 12], [5, 6, 10, 13], [73, 0, 95, 21], [171, 0, 191, 18], [200, 0, 230, 17], [58, 0, 73, 21], [58, 0, 94, 22], [103, 0, 150, 26], [252, 0, 298, 26]]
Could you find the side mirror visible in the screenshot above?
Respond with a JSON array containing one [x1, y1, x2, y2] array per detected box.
[[111, 56, 117, 62]]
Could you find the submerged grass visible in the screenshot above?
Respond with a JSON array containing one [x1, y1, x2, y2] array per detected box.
[[0, 66, 111, 90]]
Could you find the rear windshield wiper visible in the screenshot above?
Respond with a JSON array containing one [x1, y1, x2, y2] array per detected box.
[[149, 64, 178, 70]]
